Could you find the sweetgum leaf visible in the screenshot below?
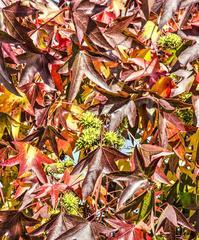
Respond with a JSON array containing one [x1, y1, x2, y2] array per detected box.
[[72, 0, 112, 49], [0, 142, 54, 183], [0, 47, 19, 95], [71, 146, 128, 200], [107, 218, 151, 240], [31, 212, 75, 240], [22, 126, 66, 156], [2, 2, 39, 52], [0, 210, 38, 240], [116, 191, 147, 214], [178, 43, 199, 66], [159, 0, 183, 29], [156, 204, 195, 232], [109, 100, 137, 131], [18, 53, 55, 89], [68, 51, 115, 101], [118, 177, 149, 209]]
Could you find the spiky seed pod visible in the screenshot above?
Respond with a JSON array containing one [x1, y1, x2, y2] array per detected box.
[[64, 158, 74, 167], [158, 33, 182, 49], [45, 162, 66, 176], [62, 192, 81, 215], [79, 111, 102, 129], [103, 131, 125, 149], [178, 92, 192, 103], [76, 127, 101, 150], [176, 108, 194, 125]]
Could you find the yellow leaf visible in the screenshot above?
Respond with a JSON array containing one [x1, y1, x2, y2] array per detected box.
[[93, 61, 110, 78], [66, 113, 78, 131], [188, 130, 199, 163], [111, 0, 125, 16], [116, 159, 130, 171], [117, 45, 129, 63], [0, 86, 33, 116], [142, 21, 160, 43]]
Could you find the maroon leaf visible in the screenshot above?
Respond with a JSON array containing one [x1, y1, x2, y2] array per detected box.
[[0, 47, 19, 95], [18, 53, 55, 89], [72, 146, 128, 200], [68, 51, 115, 101], [106, 218, 151, 240], [57, 220, 111, 240], [118, 177, 149, 209], [117, 191, 147, 214], [22, 126, 66, 156], [3, 1, 37, 17], [109, 100, 137, 131], [0, 142, 54, 183], [31, 212, 74, 240], [0, 210, 38, 239], [20, 82, 52, 107], [122, 57, 159, 82], [156, 204, 195, 233], [159, 0, 183, 29], [72, 0, 112, 50], [2, 2, 39, 52]]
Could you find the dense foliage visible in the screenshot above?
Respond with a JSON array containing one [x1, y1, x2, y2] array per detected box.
[[0, 0, 198, 239]]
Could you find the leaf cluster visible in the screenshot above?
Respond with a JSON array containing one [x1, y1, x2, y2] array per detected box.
[[0, 0, 198, 240]]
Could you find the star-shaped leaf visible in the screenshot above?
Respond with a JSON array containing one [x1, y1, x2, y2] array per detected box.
[[35, 183, 67, 208], [109, 99, 137, 131], [22, 126, 66, 156], [0, 142, 54, 183], [31, 212, 73, 240], [2, 1, 39, 52], [72, 0, 112, 50], [18, 53, 55, 89], [72, 146, 128, 200], [55, 214, 112, 240], [20, 82, 52, 107], [68, 51, 115, 101], [0, 210, 38, 240], [106, 218, 152, 240], [156, 204, 195, 233], [0, 47, 19, 95]]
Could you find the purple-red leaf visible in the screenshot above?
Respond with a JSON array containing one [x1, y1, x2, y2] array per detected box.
[[72, 146, 128, 200]]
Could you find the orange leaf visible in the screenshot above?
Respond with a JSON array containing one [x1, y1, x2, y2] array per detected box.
[[51, 64, 63, 92]]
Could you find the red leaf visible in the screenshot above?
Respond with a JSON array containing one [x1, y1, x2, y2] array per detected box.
[[0, 142, 54, 183], [35, 183, 67, 208], [51, 64, 63, 92], [72, 146, 128, 200]]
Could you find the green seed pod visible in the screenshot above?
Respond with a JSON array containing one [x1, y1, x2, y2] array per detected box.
[[103, 131, 125, 149], [64, 158, 74, 168], [176, 108, 193, 125], [76, 127, 100, 150], [45, 162, 65, 176], [158, 33, 182, 49], [79, 111, 102, 129], [62, 192, 81, 215], [178, 92, 192, 103]]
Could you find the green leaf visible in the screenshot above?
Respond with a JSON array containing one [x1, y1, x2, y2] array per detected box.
[[180, 192, 198, 209], [137, 190, 154, 221]]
